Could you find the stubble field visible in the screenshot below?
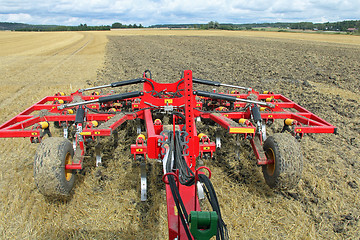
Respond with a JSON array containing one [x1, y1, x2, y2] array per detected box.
[[0, 30, 359, 239]]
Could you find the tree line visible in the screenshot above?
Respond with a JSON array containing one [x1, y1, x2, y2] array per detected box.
[[150, 20, 360, 32], [1, 22, 144, 31], [14, 24, 110, 31], [0, 22, 145, 31], [1, 20, 359, 32]]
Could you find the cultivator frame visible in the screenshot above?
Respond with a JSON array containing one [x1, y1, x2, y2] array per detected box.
[[0, 70, 336, 240]]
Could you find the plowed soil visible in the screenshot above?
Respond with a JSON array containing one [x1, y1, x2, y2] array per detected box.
[[94, 34, 360, 239], [0, 30, 359, 239]]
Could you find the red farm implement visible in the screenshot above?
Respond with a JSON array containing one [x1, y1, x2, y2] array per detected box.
[[0, 70, 336, 240]]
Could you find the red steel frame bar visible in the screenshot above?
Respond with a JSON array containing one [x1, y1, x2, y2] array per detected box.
[[0, 76, 336, 140], [160, 70, 201, 239]]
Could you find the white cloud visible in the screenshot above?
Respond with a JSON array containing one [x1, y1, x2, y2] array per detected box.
[[0, 0, 359, 26], [64, 17, 81, 25], [0, 13, 33, 23]]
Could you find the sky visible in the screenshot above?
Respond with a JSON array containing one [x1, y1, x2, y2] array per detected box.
[[1, 0, 359, 26]]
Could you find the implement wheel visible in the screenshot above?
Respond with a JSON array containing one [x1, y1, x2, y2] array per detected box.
[[262, 133, 303, 190], [34, 137, 75, 200]]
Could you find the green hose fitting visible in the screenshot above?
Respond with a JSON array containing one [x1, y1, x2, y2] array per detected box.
[[189, 211, 218, 240]]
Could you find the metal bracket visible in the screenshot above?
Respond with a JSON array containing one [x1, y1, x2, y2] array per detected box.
[[63, 127, 68, 139], [179, 131, 189, 156], [197, 182, 205, 200], [164, 105, 174, 113]]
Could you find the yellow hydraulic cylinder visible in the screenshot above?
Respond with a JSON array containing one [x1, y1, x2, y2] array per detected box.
[[137, 134, 146, 140], [91, 121, 99, 127], [239, 118, 248, 124], [38, 122, 49, 129], [285, 118, 295, 126]]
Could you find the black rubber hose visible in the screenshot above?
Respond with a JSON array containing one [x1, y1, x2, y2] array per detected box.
[[198, 174, 229, 240], [172, 111, 186, 120], [193, 78, 221, 87], [98, 91, 143, 103], [143, 70, 152, 79], [251, 105, 262, 122], [75, 106, 85, 124], [110, 78, 145, 88], [168, 175, 193, 240]]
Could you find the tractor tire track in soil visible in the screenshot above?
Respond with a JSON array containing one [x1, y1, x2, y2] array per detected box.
[[93, 35, 360, 239]]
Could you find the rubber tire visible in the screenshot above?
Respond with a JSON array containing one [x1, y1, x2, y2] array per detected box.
[[262, 133, 303, 191], [34, 137, 75, 200]]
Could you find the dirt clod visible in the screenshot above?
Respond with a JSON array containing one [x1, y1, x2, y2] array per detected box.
[[348, 180, 358, 189]]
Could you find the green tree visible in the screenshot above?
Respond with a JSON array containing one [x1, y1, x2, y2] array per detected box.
[[208, 21, 215, 29], [112, 22, 123, 28]]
